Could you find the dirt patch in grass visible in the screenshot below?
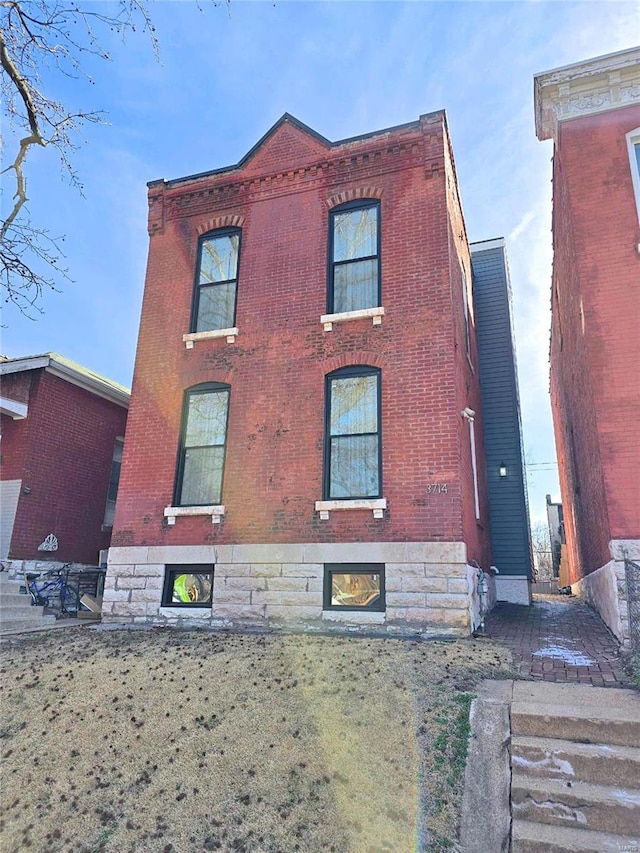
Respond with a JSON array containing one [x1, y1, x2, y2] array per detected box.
[[0, 628, 513, 852]]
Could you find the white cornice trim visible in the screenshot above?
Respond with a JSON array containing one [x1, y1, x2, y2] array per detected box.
[[534, 47, 640, 141], [0, 354, 129, 408], [470, 237, 506, 252], [0, 396, 28, 419]]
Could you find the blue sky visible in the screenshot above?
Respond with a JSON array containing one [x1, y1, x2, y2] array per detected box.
[[2, 1, 638, 522]]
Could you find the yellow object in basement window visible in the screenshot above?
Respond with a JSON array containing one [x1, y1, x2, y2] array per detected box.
[[171, 573, 212, 604]]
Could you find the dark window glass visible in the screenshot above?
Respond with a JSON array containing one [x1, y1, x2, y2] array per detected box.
[[323, 564, 385, 611], [193, 231, 240, 332], [162, 566, 213, 608], [325, 367, 381, 499], [329, 202, 380, 313], [177, 385, 229, 506], [635, 141, 640, 174]]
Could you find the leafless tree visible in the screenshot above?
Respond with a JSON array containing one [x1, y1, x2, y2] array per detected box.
[[0, 0, 157, 318], [531, 520, 553, 580]]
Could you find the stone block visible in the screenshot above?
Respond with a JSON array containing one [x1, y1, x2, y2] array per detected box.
[[133, 588, 162, 603], [232, 543, 305, 563], [265, 605, 321, 620], [116, 575, 147, 590], [112, 601, 147, 617], [266, 577, 309, 592], [306, 577, 324, 593], [302, 541, 406, 563], [216, 562, 251, 577], [134, 563, 164, 577], [403, 576, 448, 593], [281, 562, 323, 578], [386, 591, 427, 608], [428, 607, 470, 628], [144, 575, 164, 590], [405, 542, 467, 563], [108, 564, 134, 578], [146, 544, 218, 564], [212, 604, 265, 620], [249, 563, 283, 578], [426, 593, 470, 609], [322, 610, 386, 624], [252, 590, 318, 607], [385, 576, 402, 592], [102, 588, 131, 603], [213, 589, 251, 605], [108, 547, 149, 565], [386, 562, 426, 577], [224, 577, 267, 591], [447, 578, 469, 594]]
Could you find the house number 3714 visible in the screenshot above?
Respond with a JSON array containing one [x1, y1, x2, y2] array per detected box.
[[427, 483, 448, 494]]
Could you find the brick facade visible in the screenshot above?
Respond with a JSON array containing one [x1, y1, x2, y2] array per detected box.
[[1, 359, 128, 566], [107, 112, 495, 635], [535, 49, 640, 645]]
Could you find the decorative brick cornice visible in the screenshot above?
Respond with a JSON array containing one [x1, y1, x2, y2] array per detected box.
[[161, 140, 425, 223], [535, 47, 640, 141], [326, 186, 383, 208], [196, 214, 245, 235]]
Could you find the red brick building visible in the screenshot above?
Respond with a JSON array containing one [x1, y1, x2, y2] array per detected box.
[[535, 48, 640, 645], [105, 112, 497, 635], [0, 354, 129, 569]]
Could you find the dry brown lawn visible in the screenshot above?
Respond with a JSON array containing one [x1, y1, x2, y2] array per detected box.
[[0, 627, 513, 853]]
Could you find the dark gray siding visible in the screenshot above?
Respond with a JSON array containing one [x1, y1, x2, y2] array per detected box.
[[471, 241, 533, 578]]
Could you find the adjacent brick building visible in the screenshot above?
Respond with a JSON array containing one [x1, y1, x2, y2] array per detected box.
[[535, 48, 640, 645], [105, 111, 529, 635], [0, 354, 129, 569]]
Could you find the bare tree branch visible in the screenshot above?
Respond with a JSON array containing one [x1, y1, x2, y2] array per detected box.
[[0, 0, 158, 319]]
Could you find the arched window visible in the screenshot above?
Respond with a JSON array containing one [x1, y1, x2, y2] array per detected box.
[[328, 200, 380, 313], [324, 366, 382, 499], [175, 383, 230, 506], [191, 229, 241, 333]]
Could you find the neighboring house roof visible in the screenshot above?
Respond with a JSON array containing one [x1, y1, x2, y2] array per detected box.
[[0, 353, 130, 411]]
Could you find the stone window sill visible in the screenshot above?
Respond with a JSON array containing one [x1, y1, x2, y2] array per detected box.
[[164, 505, 225, 525], [320, 306, 385, 331], [315, 498, 387, 520], [183, 328, 238, 348]]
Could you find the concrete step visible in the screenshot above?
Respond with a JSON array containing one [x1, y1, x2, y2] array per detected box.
[[512, 819, 640, 852], [512, 735, 640, 789], [511, 774, 640, 836], [0, 578, 23, 594], [0, 603, 44, 620], [0, 592, 33, 607], [511, 698, 640, 748]]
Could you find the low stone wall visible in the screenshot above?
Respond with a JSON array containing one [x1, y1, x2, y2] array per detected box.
[[572, 542, 636, 648], [104, 542, 474, 637]]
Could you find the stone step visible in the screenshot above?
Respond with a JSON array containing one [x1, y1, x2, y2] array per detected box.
[[511, 774, 640, 836], [0, 592, 33, 606], [0, 616, 57, 635], [512, 736, 640, 789], [511, 698, 640, 748], [0, 603, 50, 621], [512, 819, 640, 852], [0, 578, 23, 593]]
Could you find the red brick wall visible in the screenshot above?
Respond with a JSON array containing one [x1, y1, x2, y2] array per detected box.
[[114, 115, 490, 560], [5, 369, 127, 563], [1, 372, 33, 480], [550, 104, 640, 580]]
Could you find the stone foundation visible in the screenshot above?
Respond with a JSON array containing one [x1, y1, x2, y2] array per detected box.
[[571, 539, 638, 648], [104, 542, 477, 637]]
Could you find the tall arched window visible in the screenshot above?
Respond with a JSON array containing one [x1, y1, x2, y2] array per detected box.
[[324, 366, 382, 499], [328, 200, 380, 313], [175, 383, 230, 506], [191, 229, 241, 333]]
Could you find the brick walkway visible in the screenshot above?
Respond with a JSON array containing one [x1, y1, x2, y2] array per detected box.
[[485, 593, 631, 687]]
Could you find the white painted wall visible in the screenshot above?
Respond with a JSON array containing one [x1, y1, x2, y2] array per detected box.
[[0, 479, 21, 560]]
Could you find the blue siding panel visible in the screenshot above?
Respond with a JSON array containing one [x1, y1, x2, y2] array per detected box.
[[471, 241, 533, 579]]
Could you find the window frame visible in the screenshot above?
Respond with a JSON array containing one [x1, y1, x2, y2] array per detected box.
[[161, 564, 214, 609], [174, 382, 230, 508], [626, 127, 640, 226], [102, 436, 124, 529], [327, 200, 381, 314], [190, 228, 242, 335], [323, 563, 385, 612], [323, 365, 383, 501]]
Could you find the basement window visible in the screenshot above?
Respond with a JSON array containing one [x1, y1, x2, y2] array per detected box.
[[323, 564, 385, 611], [161, 565, 213, 608]]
